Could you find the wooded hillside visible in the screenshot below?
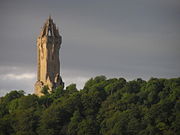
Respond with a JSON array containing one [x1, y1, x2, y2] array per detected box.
[[0, 76, 179, 135]]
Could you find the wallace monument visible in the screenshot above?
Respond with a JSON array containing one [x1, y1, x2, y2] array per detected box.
[[34, 16, 63, 96]]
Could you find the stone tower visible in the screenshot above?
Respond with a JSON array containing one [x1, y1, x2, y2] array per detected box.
[[34, 16, 63, 96]]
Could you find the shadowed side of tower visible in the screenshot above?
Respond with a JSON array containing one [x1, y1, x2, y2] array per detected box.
[[34, 16, 64, 96]]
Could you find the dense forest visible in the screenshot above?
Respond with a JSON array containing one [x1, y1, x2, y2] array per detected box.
[[0, 76, 179, 135]]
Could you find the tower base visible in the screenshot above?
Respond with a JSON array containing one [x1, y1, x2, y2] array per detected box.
[[34, 77, 64, 96]]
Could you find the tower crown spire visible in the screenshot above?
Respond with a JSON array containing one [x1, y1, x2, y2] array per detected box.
[[48, 14, 51, 20], [40, 16, 60, 37]]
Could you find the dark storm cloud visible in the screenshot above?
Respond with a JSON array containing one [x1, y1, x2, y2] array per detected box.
[[0, 0, 180, 96]]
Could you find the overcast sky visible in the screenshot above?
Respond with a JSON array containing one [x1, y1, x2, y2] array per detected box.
[[0, 0, 180, 96]]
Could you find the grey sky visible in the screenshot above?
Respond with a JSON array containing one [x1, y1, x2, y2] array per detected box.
[[0, 0, 180, 96]]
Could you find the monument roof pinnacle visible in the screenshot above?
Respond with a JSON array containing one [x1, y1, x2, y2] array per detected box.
[[39, 16, 60, 37]]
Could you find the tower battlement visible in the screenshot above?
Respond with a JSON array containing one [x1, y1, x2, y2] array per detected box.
[[34, 17, 63, 96]]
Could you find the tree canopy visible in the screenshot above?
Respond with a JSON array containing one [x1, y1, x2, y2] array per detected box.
[[0, 76, 179, 135]]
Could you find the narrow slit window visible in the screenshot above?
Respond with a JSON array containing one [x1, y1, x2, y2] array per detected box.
[[48, 30, 51, 36]]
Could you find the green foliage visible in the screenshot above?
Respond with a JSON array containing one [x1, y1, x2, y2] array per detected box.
[[37, 103, 71, 135], [77, 116, 99, 135], [12, 108, 39, 135], [41, 85, 49, 95], [66, 83, 78, 94], [0, 77, 179, 135], [51, 85, 65, 99], [67, 110, 82, 135]]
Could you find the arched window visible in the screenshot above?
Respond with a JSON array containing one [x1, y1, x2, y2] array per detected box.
[[48, 29, 51, 36]]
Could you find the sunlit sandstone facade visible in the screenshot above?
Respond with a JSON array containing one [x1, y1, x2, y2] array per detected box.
[[34, 16, 63, 96]]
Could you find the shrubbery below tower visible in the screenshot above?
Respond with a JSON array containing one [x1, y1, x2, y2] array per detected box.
[[34, 16, 63, 96]]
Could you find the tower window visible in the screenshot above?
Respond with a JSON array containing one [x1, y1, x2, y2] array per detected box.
[[48, 30, 51, 36]]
